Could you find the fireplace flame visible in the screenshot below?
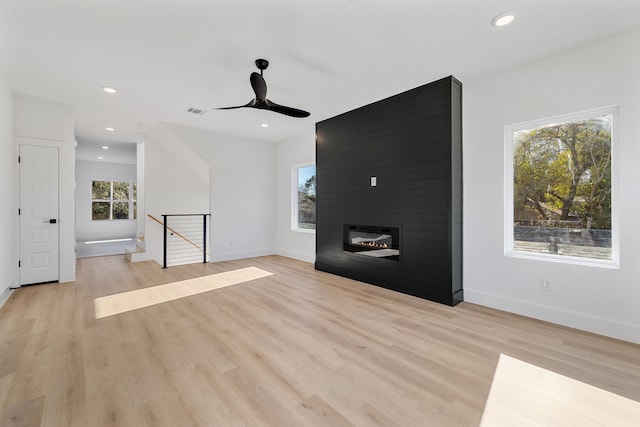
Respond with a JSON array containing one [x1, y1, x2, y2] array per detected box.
[[355, 241, 389, 249]]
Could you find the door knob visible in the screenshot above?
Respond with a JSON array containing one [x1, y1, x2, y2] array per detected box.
[[42, 219, 57, 224]]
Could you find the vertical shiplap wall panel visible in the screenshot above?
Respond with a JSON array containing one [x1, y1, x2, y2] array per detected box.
[[316, 76, 463, 306]]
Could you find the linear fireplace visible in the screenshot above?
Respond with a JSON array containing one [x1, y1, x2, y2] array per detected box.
[[343, 224, 400, 261]]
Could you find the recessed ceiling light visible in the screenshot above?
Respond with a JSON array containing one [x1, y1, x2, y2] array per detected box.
[[98, 156, 104, 160], [102, 86, 118, 94], [491, 12, 515, 27], [105, 127, 115, 132], [102, 145, 109, 150], [261, 123, 269, 128]]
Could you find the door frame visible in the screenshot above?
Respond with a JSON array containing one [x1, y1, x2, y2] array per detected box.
[[15, 136, 76, 285]]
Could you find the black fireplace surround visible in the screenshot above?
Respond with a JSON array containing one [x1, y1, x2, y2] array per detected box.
[[315, 76, 463, 306]]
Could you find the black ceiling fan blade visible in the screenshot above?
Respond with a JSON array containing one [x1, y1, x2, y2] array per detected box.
[[216, 99, 257, 110], [264, 99, 310, 118], [250, 72, 267, 101], [215, 72, 264, 110]]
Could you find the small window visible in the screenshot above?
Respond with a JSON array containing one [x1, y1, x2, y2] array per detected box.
[[92, 181, 137, 220], [292, 164, 316, 231], [505, 107, 618, 266]]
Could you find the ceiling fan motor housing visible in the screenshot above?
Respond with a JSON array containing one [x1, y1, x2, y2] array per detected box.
[[255, 58, 269, 71]]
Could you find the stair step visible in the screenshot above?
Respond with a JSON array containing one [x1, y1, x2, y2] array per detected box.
[[124, 240, 149, 263]]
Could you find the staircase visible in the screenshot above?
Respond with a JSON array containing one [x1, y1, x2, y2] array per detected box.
[[124, 236, 151, 262]]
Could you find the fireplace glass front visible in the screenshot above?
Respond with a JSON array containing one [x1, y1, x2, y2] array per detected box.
[[343, 224, 400, 261]]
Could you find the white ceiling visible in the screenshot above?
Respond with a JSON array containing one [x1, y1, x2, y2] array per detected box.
[[2, 0, 640, 147], [75, 140, 137, 165]]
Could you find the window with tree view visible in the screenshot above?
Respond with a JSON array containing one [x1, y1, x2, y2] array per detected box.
[[507, 108, 616, 263], [294, 164, 316, 231], [92, 181, 137, 220]]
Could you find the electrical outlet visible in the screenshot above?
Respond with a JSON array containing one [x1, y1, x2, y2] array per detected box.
[[541, 277, 552, 292]]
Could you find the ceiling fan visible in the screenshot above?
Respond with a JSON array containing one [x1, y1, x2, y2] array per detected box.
[[217, 59, 310, 118]]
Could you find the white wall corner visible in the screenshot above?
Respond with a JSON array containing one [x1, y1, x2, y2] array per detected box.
[[136, 141, 146, 239], [13, 94, 74, 142], [143, 125, 211, 268], [144, 216, 165, 266], [275, 248, 315, 264], [0, 288, 13, 310], [274, 130, 317, 264], [0, 70, 16, 296], [147, 123, 210, 185]]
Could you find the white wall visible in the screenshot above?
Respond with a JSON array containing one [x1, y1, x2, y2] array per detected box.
[[136, 141, 145, 239], [13, 95, 76, 283], [13, 95, 74, 142], [75, 160, 137, 241], [275, 130, 316, 263], [161, 124, 277, 262], [463, 28, 640, 343], [0, 72, 14, 306], [144, 124, 210, 264]]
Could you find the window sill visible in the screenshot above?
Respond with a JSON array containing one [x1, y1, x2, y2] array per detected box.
[[293, 228, 316, 234], [506, 250, 619, 269]]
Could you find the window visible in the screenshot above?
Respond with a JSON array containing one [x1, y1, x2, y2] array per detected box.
[[92, 181, 137, 220], [292, 164, 316, 231], [505, 107, 618, 266]]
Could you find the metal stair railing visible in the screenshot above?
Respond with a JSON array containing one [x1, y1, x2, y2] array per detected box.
[[148, 213, 211, 268]]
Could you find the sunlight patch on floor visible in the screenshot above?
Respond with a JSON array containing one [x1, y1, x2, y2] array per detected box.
[[480, 354, 640, 426], [94, 266, 273, 319]]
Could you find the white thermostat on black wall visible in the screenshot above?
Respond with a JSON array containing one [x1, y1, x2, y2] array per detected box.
[[370, 176, 377, 187]]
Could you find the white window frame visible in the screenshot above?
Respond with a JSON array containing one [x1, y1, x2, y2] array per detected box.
[[504, 106, 620, 268], [291, 163, 316, 233], [91, 180, 137, 221]]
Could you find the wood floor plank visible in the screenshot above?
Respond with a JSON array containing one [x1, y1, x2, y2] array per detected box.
[[0, 373, 15, 409], [134, 396, 200, 427], [358, 402, 403, 427], [4, 329, 55, 407], [41, 349, 86, 427], [0, 320, 33, 379], [0, 395, 45, 427], [0, 254, 638, 426], [296, 394, 357, 427], [88, 386, 137, 427]]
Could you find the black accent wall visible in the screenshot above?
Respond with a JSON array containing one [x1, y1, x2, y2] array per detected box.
[[315, 76, 463, 306]]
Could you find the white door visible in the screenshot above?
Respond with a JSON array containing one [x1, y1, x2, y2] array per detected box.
[[19, 144, 59, 285]]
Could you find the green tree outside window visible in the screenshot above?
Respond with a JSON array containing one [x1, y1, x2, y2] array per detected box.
[[511, 112, 613, 261], [92, 181, 137, 220]]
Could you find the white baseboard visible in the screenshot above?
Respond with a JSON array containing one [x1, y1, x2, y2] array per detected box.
[[464, 289, 640, 344], [0, 287, 13, 310], [210, 248, 275, 263], [275, 249, 315, 264], [59, 267, 75, 283]]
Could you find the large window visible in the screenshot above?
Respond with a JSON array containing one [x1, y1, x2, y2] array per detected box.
[[292, 164, 316, 231], [92, 181, 137, 220], [505, 107, 618, 266]]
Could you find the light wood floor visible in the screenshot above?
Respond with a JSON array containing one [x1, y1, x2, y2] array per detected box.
[[0, 255, 638, 426]]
